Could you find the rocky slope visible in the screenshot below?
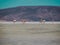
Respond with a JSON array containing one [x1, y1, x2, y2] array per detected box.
[[0, 6, 60, 21]]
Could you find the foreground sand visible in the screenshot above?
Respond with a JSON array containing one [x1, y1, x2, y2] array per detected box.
[[0, 23, 60, 45]]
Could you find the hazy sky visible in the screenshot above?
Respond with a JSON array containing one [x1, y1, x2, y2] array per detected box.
[[0, 0, 60, 9]]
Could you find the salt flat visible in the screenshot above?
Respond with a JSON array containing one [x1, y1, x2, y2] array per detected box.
[[0, 23, 60, 45]]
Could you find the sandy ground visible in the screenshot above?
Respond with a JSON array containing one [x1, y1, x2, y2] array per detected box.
[[0, 23, 60, 45]]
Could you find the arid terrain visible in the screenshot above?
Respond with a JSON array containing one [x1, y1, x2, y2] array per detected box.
[[0, 23, 60, 45]]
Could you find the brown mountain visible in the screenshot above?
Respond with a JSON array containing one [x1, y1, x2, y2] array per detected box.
[[0, 6, 60, 21]]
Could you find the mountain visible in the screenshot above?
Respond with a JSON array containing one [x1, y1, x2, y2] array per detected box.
[[0, 6, 60, 21]]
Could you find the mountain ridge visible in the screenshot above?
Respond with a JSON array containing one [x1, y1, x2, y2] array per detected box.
[[0, 6, 60, 21]]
